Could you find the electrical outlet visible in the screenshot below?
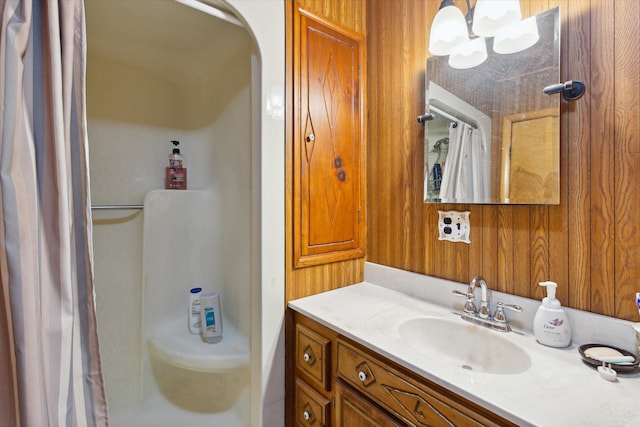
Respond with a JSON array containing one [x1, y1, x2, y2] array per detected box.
[[438, 210, 471, 243]]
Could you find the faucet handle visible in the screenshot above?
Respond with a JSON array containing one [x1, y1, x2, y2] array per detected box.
[[493, 301, 523, 323], [452, 290, 477, 314]]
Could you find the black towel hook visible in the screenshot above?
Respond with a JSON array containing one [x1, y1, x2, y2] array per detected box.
[[417, 113, 435, 124], [543, 80, 586, 101]]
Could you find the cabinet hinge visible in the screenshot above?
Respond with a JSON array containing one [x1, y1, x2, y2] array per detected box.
[[333, 397, 336, 408], [358, 209, 361, 224]]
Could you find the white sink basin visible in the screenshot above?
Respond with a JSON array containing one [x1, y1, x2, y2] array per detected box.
[[398, 317, 532, 374]]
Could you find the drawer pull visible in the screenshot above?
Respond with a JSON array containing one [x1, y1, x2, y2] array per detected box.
[[301, 345, 316, 366], [355, 361, 376, 386], [301, 403, 316, 423]]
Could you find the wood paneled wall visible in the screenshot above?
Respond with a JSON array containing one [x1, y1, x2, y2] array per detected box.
[[285, 0, 366, 302], [367, 0, 640, 321]]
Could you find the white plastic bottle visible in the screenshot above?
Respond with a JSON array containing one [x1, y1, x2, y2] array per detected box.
[[200, 291, 223, 343], [188, 287, 202, 334], [533, 281, 571, 347]]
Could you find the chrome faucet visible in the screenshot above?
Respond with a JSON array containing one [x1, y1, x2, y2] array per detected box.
[[452, 276, 523, 332]]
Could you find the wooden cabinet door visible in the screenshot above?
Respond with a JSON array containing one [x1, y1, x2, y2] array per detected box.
[[295, 378, 331, 427], [335, 380, 404, 427], [293, 4, 365, 267], [500, 108, 559, 204]]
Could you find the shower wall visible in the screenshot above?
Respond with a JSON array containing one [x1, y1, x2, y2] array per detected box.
[[86, 9, 253, 413]]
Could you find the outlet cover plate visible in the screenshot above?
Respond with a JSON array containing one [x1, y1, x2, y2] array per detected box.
[[438, 210, 471, 243]]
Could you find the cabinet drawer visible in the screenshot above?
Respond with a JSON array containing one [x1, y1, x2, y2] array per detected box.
[[296, 323, 331, 391], [295, 378, 330, 427], [337, 339, 508, 427], [335, 379, 404, 427]]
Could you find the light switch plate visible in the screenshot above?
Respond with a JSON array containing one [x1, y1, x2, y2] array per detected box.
[[438, 210, 471, 243]]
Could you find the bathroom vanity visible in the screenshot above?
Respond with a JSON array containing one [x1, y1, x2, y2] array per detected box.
[[288, 266, 640, 426], [292, 310, 515, 426]]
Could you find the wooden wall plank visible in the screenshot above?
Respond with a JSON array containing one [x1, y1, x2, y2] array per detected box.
[[496, 206, 513, 292], [565, 0, 591, 311], [468, 206, 483, 278], [530, 207, 549, 295], [589, 0, 616, 316], [512, 206, 531, 296], [614, 0, 640, 320], [403, 1, 428, 273], [481, 206, 498, 287], [546, 0, 569, 304]]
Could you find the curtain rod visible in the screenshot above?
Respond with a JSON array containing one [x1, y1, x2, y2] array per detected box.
[[91, 204, 144, 210], [429, 104, 477, 129]]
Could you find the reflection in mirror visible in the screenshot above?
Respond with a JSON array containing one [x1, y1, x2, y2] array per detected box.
[[424, 7, 560, 204]]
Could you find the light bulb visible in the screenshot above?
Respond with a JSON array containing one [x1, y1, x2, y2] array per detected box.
[[472, 0, 521, 38], [449, 37, 488, 69], [493, 16, 540, 54], [429, 3, 469, 56]]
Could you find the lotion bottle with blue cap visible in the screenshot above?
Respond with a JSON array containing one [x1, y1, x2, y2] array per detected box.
[[533, 281, 571, 347]]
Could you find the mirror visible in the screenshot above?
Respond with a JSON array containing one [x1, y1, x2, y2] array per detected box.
[[424, 7, 560, 204]]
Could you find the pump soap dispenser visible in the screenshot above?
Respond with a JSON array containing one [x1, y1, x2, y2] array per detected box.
[[533, 281, 571, 348], [165, 140, 187, 190]]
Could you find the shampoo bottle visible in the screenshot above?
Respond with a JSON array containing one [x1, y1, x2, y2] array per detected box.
[[200, 291, 223, 343], [533, 281, 571, 347], [165, 140, 187, 190], [188, 287, 202, 334]]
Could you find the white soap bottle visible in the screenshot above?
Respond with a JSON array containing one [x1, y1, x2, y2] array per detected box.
[[533, 281, 571, 347], [188, 287, 202, 334]]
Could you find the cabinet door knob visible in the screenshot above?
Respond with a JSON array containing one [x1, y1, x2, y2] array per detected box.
[[303, 411, 310, 420], [303, 353, 311, 362], [358, 371, 367, 382], [306, 134, 315, 142]]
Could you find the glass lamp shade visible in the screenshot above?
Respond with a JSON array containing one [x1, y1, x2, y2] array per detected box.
[[429, 4, 469, 56], [448, 37, 488, 69], [493, 16, 540, 54], [472, 0, 522, 38]]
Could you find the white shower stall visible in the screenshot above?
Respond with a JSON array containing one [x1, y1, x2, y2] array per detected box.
[[85, 1, 285, 425]]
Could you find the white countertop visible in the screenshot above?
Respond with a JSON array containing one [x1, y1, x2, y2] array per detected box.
[[289, 282, 640, 427]]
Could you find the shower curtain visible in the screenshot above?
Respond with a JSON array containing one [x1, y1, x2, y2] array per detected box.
[[438, 122, 487, 202], [0, 1, 109, 426]]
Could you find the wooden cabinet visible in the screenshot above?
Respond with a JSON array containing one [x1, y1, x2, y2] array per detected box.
[[336, 339, 512, 427], [335, 379, 403, 427], [296, 322, 332, 391], [291, 312, 337, 426], [288, 310, 518, 427], [292, 3, 366, 267], [296, 378, 331, 426]]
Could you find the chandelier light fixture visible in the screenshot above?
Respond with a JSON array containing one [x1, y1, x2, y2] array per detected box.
[[429, 0, 539, 69]]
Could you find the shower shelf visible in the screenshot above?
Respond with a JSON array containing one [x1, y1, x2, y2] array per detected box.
[[146, 319, 250, 373]]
